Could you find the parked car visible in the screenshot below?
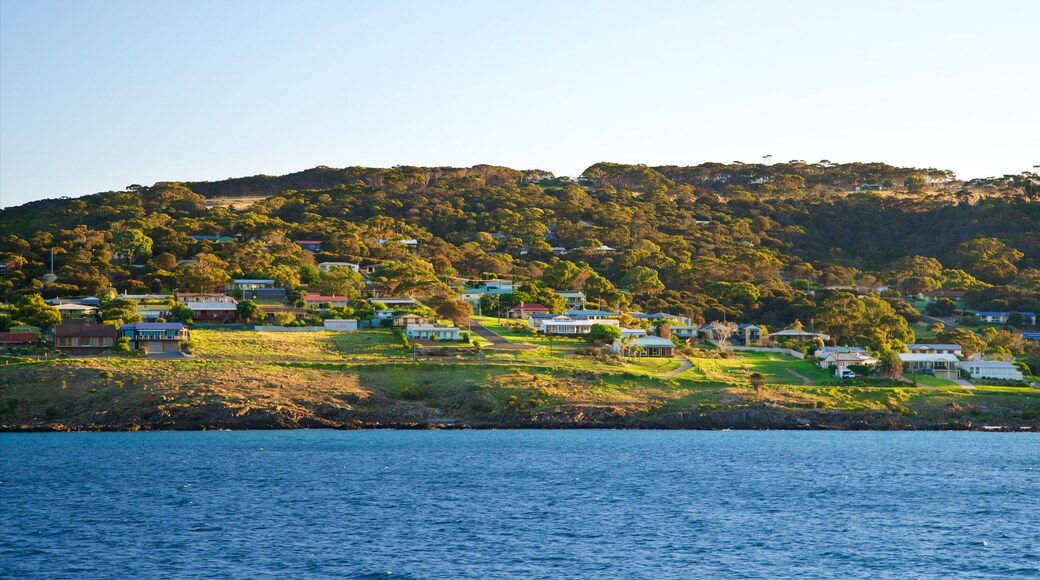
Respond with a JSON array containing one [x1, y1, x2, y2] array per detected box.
[[836, 368, 856, 379]]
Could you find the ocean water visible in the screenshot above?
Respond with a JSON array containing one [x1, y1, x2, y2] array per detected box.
[[1, 431, 1038, 579]]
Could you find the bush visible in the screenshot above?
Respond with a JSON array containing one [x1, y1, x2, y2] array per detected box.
[[180, 340, 196, 354]]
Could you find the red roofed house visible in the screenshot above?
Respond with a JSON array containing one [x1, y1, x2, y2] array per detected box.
[[507, 302, 550, 319], [0, 333, 40, 348]]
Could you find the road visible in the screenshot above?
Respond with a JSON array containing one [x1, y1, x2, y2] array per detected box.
[[466, 319, 535, 351]]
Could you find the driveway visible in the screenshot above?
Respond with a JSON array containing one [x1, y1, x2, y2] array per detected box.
[[467, 319, 535, 351], [951, 378, 976, 390], [665, 356, 693, 377]]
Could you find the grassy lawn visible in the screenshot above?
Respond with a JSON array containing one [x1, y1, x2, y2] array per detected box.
[[675, 351, 832, 386], [192, 328, 406, 361], [907, 374, 960, 387]]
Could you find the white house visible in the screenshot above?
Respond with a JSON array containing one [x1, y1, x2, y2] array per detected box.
[[899, 353, 960, 380], [957, 361, 1023, 381], [318, 262, 360, 273], [324, 319, 359, 332], [671, 325, 700, 339], [818, 352, 879, 370], [814, 346, 868, 359], [405, 324, 460, 340], [557, 291, 586, 310], [975, 311, 1037, 325], [621, 328, 647, 338], [542, 318, 620, 335], [610, 335, 676, 357], [907, 343, 963, 357], [768, 329, 831, 342]]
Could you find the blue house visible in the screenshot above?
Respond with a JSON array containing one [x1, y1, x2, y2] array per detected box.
[[121, 323, 189, 355]]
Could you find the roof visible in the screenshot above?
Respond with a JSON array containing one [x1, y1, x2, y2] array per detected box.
[[232, 279, 275, 284], [543, 319, 617, 327], [556, 291, 586, 297], [736, 323, 760, 330], [957, 360, 1018, 367], [54, 322, 117, 337], [824, 353, 879, 363], [1022, 332, 1040, 341], [907, 344, 962, 351], [528, 313, 560, 320], [186, 302, 237, 311], [629, 312, 682, 320], [303, 293, 350, 301], [54, 303, 97, 311], [508, 303, 549, 311], [406, 324, 458, 331], [295, 240, 322, 244], [976, 311, 1036, 317], [0, 333, 39, 343], [768, 329, 831, 339], [899, 353, 960, 362], [567, 310, 618, 317], [374, 298, 417, 304], [122, 322, 186, 332], [630, 336, 676, 348]]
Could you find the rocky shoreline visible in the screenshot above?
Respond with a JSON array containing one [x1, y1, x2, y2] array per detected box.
[[3, 405, 1035, 433]]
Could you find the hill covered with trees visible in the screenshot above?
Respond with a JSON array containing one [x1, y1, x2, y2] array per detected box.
[[1, 161, 1038, 339]]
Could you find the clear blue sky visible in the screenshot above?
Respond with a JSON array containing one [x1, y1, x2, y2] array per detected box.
[[2, 0, 1038, 207]]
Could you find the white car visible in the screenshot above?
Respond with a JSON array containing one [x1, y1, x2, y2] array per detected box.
[[836, 368, 856, 379]]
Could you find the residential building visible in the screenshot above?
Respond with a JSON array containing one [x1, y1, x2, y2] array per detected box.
[[815, 346, 868, 359], [121, 323, 189, 355], [736, 324, 763, 346], [296, 240, 322, 252], [0, 333, 40, 348], [405, 324, 460, 340], [974, 311, 1037, 325], [671, 325, 700, 339], [136, 303, 171, 321], [899, 353, 960, 380], [54, 302, 98, 317], [629, 312, 693, 326], [54, 321, 118, 355], [393, 313, 428, 328], [612, 335, 676, 357], [542, 318, 619, 335], [228, 279, 276, 291], [566, 310, 618, 320], [318, 262, 360, 273], [920, 290, 966, 302], [557, 291, 586, 310], [374, 298, 418, 307], [178, 293, 235, 303], [302, 294, 350, 309], [767, 329, 831, 343], [259, 304, 306, 321], [818, 352, 879, 370], [508, 303, 550, 319], [527, 313, 564, 331], [185, 301, 238, 323], [621, 328, 647, 338], [243, 288, 287, 303], [9, 325, 42, 338], [907, 343, 963, 357], [957, 360, 1023, 381]]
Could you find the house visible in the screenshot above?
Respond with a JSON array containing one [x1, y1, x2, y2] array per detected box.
[[324, 319, 359, 332], [136, 303, 171, 321], [551, 247, 568, 255], [557, 291, 586, 310], [359, 263, 380, 275], [189, 235, 234, 243], [54, 302, 98, 317], [527, 313, 564, 331], [814, 346, 868, 358], [54, 320, 118, 355], [671, 325, 700, 339], [373, 298, 418, 308], [302, 294, 351, 309], [921, 290, 967, 302], [9, 325, 42, 338], [393, 313, 428, 328], [767, 328, 831, 343], [228, 279, 276, 291], [907, 343, 963, 357], [612, 335, 676, 357], [121, 323, 189, 355], [1022, 332, 1040, 342], [508, 303, 550, 319], [178, 292, 235, 304], [629, 312, 693, 326], [471, 279, 514, 293], [405, 324, 460, 340], [259, 304, 306, 321], [593, 245, 616, 253], [621, 327, 647, 338], [243, 288, 287, 303], [974, 311, 1037, 325], [318, 262, 360, 273], [899, 353, 961, 380], [363, 284, 390, 298], [818, 352, 879, 370], [542, 318, 619, 335], [566, 310, 618, 320], [736, 324, 763, 346], [296, 240, 322, 252], [377, 239, 419, 247], [185, 301, 238, 323], [374, 309, 398, 321], [957, 360, 1023, 381], [0, 333, 40, 348]]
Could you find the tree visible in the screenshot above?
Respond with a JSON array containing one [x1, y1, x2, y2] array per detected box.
[[99, 298, 141, 327], [541, 261, 581, 290], [749, 372, 765, 398], [877, 349, 903, 379], [15, 294, 61, 329], [170, 304, 194, 324], [313, 267, 364, 298], [435, 299, 473, 326], [621, 266, 664, 296], [586, 323, 621, 345], [175, 254, 231, 293], [112, 229, 153, 266], [706, 321, 738, 351], [236, 300, 266, 324]]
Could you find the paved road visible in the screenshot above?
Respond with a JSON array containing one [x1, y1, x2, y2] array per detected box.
[[467, 319, 535, 351]]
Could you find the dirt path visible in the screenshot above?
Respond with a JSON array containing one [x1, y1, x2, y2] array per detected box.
[[466, 319, 536, 351], [665, 356, 693, 378], [785, 368, 814, 385], [951, 378, 976, 390]]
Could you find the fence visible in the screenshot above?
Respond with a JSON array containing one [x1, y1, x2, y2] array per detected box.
[[252, 326, 327, 332]]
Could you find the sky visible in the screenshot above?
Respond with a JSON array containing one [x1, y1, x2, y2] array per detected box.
[[1, 0, 1038, 208]]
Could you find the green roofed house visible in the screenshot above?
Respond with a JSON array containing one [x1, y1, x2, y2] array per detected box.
[[611, 335, 676, 357]]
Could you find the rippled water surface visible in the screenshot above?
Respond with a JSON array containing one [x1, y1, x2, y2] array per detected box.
[[2, 430, 1038, 578]]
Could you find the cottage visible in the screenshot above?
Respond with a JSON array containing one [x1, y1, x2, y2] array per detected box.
[[259, 304, 306, 321], [54, 302, 98, 317], [186, 301, 238, 323], [974, 311, 1037, 325], [375, 298, 418, 308], [393, 313, 428, 328], [318, 262, 360, 273], [302, 293, 350, 309], [9, 325, 42, 338], [508, 302, 549, 319], [899, 353, 960, 380], [527, 313, 564, 331], [957, 360, 1023, 381], [121, 322, 189, 355], [542, 318, 619, 335], [405, 324, 460, 340], [613, 335, 676, 357], [671, 325, 700, 339], [818, 352, 879, 370], [54, 320, 118, 355], [907, 343, 963, 357], [921, 290, 966, 302], [557, 291, 586, 310], [136, 303, 171, 321], [621, 327, 647, 338], [815, 346, 868, 359], [767, 328, 831, 342], [736, 324, 763, 346], [629, 312, 693, 326], [0, 333, 40, 348], [566, 310, 618, 320], [228, 279, 276, 291]]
